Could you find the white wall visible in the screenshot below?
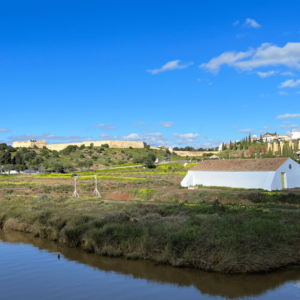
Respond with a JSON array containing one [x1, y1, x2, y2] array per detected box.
[[181, 171, 276, 190], [291, 131, 300, 140], [271, 158, 300, 190], [181, 158, 300, 191]]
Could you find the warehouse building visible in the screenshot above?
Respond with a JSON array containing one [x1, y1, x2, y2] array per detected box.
[[181, 158, 300, 191]]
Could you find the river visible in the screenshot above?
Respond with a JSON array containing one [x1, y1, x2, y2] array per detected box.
[[0, 230, 300, 299]]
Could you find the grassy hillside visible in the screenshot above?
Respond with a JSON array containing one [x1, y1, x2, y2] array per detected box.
[[0, 143, 184, 173]]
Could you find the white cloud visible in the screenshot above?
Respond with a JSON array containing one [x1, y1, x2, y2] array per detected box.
[[154, 121, 174, 128], [147, 60, 193, 75], [173, 133, 200, 145], [279, 91, 289, 95], [197, 78, 201, 82], [90, 124, 116, 130], [257, 71, 277, 78], [237, 129, 255, 133], [277, 124, 299, 129], [281, 71, 296, 76], [0, 128, 10, 133], [233, 20, 239, 26], [278, 79, 300, 88], [200, 42, 300, 74], [244, 18, 261, 28], [231, 125, 238, 128], [262, 126, 271, 129], [236, 33, 247, 38], [276, 113, 300, 119], [296, 91, 300, 94], [282, 121, 291, 124]]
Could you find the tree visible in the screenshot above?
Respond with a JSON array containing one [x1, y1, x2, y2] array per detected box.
[[14, 152, 24, 165], [0, 143, 7, 151], [77, 161, 86, 171], [257, 148, 261, 159], [15, 164, 25, 174], [0, 152, 12, 165], [52, 151, 59, 158], [86, 160, 93, 170], [2, 164, 14, 174], [144, 158, 155, 168]]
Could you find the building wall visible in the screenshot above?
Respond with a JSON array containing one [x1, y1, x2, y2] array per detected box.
[[292, 131, 300, 140], [181, 170, 275, 190], [12, 140, 47, 149], [174, 151, 219, 157], [271, 158, 300, 190], [46, 140, 146, 151], [181, 158, 300, 191]]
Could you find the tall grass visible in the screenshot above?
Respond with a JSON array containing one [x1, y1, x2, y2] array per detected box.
[[1, 195, 300, 273]]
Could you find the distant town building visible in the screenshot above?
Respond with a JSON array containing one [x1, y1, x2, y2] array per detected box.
[[181, 158, 300, 191], [291, 129, 300, 140]]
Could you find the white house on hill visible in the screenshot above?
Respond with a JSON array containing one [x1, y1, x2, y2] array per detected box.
[[181, 158, 300, 191]]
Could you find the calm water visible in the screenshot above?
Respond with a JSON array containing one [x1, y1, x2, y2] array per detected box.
[[0, 231, 300, 300]]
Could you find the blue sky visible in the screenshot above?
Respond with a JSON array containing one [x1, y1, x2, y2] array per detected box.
[[1, 0, 300, 148]]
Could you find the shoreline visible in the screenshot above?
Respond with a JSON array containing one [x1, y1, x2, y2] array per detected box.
[[1, 195, 300, 274]]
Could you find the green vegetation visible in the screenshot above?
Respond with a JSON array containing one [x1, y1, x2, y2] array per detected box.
[[0, 143, 183, 173], [1, 194, 300, 273]]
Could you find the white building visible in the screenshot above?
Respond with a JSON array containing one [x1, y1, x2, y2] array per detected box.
[[291, 129, 300, 140], [181, 158, 300, 191]]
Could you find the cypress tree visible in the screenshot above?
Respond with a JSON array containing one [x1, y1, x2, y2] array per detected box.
[[257, 148, 261, 159]]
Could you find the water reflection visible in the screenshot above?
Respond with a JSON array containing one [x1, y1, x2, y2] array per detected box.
[[0, 230, 300, 299]]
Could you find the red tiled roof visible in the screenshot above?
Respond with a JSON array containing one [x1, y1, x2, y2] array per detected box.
[[189, 158, 289, 171]]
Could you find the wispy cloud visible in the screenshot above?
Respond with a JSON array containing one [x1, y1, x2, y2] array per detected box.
[[279, 91, 289, 95], [200, 42, 300, 74], [153, 121, 174, 128], [0, 128, 10, 133], [282, 121, 291, 124], [257, 71, 277, 78], [281, 71, 296, 76], [244, 18, 261, 28], [232, 20, 239, 26], [276, 113, 300, 119], [173, 133, 200, 145], [132, 121, 147, 127], [89, 124, 116, 130], [237, 129, 255, 134], [277, 124, 299, 129], [147, 60, 193, 75], [98, 134, 118, 140], [231, 125, 238, 128], [262, 126, 271, 129], [278, 79, 300, 88]]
